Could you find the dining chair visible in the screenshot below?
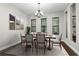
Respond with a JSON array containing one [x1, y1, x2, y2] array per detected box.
[[20, 33, 26, 46], [44, 32, 48, 36], [36, 34, 47, 54], [25, 34, 34, 52], [37, 32, 42, 34], [52, 34, 62, 50]]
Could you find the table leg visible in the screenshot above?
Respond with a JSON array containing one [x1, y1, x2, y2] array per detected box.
[[48, 37, 52, 50]]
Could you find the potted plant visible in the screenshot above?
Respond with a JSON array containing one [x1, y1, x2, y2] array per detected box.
[[26, 26, 30, 34]]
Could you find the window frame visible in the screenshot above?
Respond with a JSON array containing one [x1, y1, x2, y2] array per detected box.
[[31, 19, 36, 32], [52, 17, 59, 35], [41, 18, 47, 33]]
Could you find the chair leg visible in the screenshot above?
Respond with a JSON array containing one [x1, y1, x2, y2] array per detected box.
[[21, 42, 23, 47], [52, 42, 53, 48], [35, 41, 37, 48], [32, 43, 33, 54], [21, 42, 24, 53], [36, 44, 38, 55], [44, 44, 45, 54], [59, 43, 62, 50], [21, 42, 22, 47], [25, 43, 27, 51]]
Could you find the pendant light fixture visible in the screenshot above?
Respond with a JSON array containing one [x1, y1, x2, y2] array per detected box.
[[35, 3, 44, 18]]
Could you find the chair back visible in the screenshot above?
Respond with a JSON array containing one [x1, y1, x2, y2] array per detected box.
[[25, 34, 33, 42], [36, 34, 45, 43], [42, 32, 47, 36], [20, 33, 25, 43], [37, 32, 42, 34], [30, 32, 33, 34]]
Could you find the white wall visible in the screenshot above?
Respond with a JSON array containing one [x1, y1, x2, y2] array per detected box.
[[0, 4, 28, 51], [28, 12, 64, 35], [63, 4, 73, 41], [62, 3, 79, 55], [63, 3, 79, 43], [76, 3, 79, 44]]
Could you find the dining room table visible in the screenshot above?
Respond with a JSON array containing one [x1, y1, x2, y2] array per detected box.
[[21, 33, 56, 50], [45, 35, 56, 50]]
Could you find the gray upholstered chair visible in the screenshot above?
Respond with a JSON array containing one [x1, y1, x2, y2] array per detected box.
[[20, 33, 26, 45], [36, 34, 47, 54], [52, 34, 62, 49], [25, 34, 33, 51]]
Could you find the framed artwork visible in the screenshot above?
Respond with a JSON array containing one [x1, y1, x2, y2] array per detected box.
[[20, 24, 24, 30], [9, 14, 24, 30], [15, 18, 21, 30], [9, 14, 15, 30]]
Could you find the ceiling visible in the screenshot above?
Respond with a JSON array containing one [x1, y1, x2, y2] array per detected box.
[[11, 3, 69, 16]]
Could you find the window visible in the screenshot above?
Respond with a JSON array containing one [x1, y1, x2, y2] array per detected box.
[[71, 3, 76, 42], [52, 17, 59, 35], [41, 18, 47, 32], [31, 19, 36, 32]]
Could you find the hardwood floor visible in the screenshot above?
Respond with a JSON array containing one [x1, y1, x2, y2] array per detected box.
[[0, 43, 69, 56], [0, 52, 15, 56]]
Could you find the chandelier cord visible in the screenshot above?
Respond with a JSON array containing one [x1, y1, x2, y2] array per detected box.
[[35, 3, 44, 18], [38, 3, 40, 11]]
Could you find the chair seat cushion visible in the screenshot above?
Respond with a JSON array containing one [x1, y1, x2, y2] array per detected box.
[[51, 39, 60, 43], [46, 38, 59, 41], [46, 38, 49, 41]]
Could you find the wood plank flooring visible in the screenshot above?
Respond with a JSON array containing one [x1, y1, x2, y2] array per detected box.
[[0, 43, 69, 56]]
